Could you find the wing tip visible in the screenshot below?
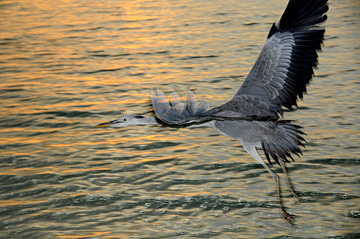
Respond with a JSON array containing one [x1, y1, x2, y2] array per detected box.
[[268, 0, 329, 39]]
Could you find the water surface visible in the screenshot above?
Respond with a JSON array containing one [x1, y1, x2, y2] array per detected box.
[[0, 0, 359, 238]]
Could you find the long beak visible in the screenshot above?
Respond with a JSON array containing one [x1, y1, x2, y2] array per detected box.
[[95, 121, 112, 128]]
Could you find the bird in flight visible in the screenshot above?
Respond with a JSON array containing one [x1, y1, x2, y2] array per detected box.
[[97, 0, 328, 225]]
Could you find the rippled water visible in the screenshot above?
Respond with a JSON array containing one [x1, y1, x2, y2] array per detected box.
[[1, 0, 359, 238]]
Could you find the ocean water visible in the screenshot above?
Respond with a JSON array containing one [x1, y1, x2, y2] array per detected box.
[[0, 0, 359, 238]]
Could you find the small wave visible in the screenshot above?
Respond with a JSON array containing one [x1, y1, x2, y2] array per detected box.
[[34, 110, 94, 118], [0, 143, 32, 150], [243, 22, 259, 26], [82, 67, 132, 75], [180, 55, 219, 60], [307, 158, 360, 166], [0, 119, 35, 128], [131, 141, 180, 151], [35, 122, 80, 128]]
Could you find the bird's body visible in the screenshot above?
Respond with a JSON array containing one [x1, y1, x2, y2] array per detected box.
[[97, 0, 328, 225]]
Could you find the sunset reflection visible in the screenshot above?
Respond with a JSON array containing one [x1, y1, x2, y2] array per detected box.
[[0, 0, 359, 238]]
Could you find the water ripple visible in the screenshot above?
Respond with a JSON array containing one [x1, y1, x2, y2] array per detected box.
[[0, 0, 359, 238]]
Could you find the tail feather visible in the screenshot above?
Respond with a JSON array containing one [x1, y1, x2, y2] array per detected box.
[[261, 121, 306, 165]]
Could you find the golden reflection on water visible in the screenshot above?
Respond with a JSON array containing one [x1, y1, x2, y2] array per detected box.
[[57, 231, 121, 239], [118, 154, 186, 167], [0, 165, 111, 176], [0, 0, 359, 238], [0, 199, 48, 207]]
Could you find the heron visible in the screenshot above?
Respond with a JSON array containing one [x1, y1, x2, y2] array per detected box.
[[97, 0, 328, 225]]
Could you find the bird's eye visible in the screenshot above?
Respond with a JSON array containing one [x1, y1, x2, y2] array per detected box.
[[123, 118, 127, 121]]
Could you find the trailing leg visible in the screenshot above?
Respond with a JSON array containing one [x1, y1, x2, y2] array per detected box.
[[243, 144, 295, 225], [280, 160, 301, 202], [273, 169, 295, 225]]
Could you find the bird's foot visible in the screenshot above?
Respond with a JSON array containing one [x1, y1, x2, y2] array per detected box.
[[281, 208, 295, 226]]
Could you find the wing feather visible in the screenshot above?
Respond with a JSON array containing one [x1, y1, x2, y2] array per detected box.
[[151, 89, 211, 126], [231, 0, 328, 114]]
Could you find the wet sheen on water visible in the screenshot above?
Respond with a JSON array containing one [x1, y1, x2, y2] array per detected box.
[[0, 0, 359, 238]]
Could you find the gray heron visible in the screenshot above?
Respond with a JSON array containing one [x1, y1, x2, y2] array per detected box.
[[97, 0, 328, 225]]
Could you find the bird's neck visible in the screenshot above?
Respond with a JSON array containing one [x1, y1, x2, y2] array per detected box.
[[139, 117, 158, 125]]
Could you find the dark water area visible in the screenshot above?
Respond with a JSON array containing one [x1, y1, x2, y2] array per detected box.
[[0, 0, 359, 238]]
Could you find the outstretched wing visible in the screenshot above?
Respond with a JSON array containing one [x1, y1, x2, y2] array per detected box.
[[151, 89, 277, 126], [228, 0, 328, 114], [152, 0, 328, 125]]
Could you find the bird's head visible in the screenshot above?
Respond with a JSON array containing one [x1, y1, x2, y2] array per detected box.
[[96, 114, 157, 128]]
